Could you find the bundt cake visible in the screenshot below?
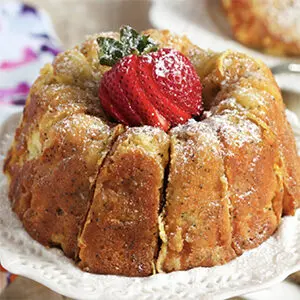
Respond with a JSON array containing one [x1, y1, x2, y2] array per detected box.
[[222, 0, 300, 56], [3, 26, 300, 277]]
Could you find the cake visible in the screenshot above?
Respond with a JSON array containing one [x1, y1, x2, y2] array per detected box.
[[222, 0, 300, 56], [3, 26, 300, 277]]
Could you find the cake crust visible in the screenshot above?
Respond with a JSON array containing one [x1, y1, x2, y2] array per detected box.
[[157, 121, 236, 272], [79, 127, 169, 276]]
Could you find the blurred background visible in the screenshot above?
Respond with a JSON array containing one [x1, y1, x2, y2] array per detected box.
[[0, 0, 299, 299], [23, 0, 153, 49]]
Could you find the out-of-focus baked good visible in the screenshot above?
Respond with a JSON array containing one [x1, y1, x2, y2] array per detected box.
[[222, 0, 300, 56], [4, 28, 300, 276]]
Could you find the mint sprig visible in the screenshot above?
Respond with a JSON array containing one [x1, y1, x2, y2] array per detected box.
[[97, 25, 158, 67], [97, 37, 124, 66]]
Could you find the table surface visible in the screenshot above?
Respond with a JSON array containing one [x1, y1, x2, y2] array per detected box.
[[0, 0, 299, 299]]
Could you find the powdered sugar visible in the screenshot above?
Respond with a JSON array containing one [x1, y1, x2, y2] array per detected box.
[[171, 120, 221, 168], [154, 49, 184, 80], [206, 113, 262, 149]]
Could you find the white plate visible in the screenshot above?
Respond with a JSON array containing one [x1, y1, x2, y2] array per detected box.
[[0, 108, 300, 300], [1, 2, 300, 297]]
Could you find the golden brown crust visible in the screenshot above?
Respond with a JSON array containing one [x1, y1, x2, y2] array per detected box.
[[78, 127, 169, 276], [6, 114, 122, 257], [281, 121, 300, 215], [3, 29, 300, 276], [157, 42, 299, 271], [198, 50, 299, 215], [157, 121, 236, 272], [214, 113, 280, 254], [222, 0, 300, 56]]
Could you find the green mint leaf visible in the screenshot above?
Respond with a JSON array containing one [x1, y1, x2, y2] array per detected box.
[[98, 25, 159, 66], [120, 25, 158, 55], [97, 37, 124, 66], [137, 35, 158, 54], [120, 25, 139, 44], [120, 25, 140, 55]]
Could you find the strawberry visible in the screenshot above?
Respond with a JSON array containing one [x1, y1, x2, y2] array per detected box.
[[97, 26, 203, 131]]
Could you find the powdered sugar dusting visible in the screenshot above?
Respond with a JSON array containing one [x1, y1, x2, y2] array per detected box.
[[206, 113, 262, 150], [154, 49, 185, 80], [127, 125, 166, 139], [121, 125, 170, 159], [171, 120, 221, 167], [249, 155, 260, 172], [43, 114, 113, 158], [263, 0, 300, 43]]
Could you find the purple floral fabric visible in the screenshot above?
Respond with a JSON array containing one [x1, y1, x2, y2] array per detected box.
[[0, 1, 61, 292], [0, 1, 61, 105]]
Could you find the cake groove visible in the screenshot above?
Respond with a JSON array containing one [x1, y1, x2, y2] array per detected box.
[[75, 124, 125, 260], [4, 58, 124, 257], [213, 112, 279, 254], [154, 142, 171, 272], [157, 120, 236, 272]]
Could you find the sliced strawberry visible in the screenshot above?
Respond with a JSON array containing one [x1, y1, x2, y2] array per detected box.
[[116, 55, 170, 131], [138, 53, 191, 126], [152, 48, 203, 116], [99, 81, 128, 125], [97, 26, 203, 131], [104, 64, 142, 126]]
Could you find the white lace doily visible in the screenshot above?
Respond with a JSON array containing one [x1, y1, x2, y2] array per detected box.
[[0, 110, 299, 300]]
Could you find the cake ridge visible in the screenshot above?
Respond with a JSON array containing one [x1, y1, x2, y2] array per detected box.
[[159, 120, 237, 271], [215, 113, 279, 254], [196, 47, 299, 216], [76, 123, 124, 260], [77, 126, 170, 276], [204, 117, 237, 258]]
